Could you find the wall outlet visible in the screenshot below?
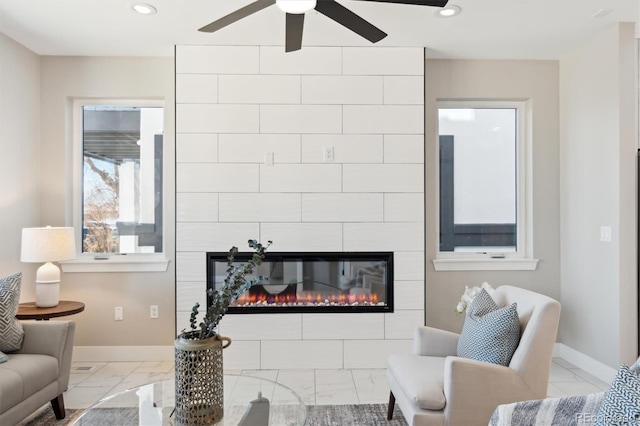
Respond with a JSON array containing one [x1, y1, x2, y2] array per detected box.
[[264, 152, 274, 166], [150, 305, 159, 319], [323, 146, 334, 162], [115, 306, 123, 321]]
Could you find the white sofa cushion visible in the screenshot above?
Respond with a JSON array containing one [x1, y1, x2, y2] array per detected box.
[[387, 353, 446, 410], [0, 354, 59, 413]]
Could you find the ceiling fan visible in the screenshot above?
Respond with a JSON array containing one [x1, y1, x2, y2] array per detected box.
[[199, 0, 449, 52]]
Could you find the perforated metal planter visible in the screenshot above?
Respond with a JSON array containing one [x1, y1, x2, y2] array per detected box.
[[174, 334, 231, 425]]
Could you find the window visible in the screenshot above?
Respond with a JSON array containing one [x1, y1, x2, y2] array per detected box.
[[434, 101, 537, 271], [63, 99, 168, 272]]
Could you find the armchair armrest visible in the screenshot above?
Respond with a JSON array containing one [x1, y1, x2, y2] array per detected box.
[[15, 321, 75, 370], [444, 356, 540, 426], [413, 326, 460, 357]]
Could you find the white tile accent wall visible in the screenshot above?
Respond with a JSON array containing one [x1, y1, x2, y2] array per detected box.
[[176, 45, 425, 369]]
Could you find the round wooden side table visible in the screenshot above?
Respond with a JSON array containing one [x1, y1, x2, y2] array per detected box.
[[16, 300, 85, 320]]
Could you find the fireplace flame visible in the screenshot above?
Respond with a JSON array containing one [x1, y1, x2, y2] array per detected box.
[[233, 291, 384, 307]]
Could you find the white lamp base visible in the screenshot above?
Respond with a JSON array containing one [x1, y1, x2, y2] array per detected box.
[[36, 282, 60, 307], [36, 262, 61, 308]]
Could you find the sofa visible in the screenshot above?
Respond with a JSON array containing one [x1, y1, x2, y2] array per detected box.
[[0, 320, 75, 425]]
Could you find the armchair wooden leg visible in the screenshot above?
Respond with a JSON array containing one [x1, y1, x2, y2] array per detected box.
[[51, 394, 66, 420], [387, 391, 395, 420]]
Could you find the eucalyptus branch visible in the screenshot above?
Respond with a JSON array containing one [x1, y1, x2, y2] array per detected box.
[[180, 239, 271, 340]]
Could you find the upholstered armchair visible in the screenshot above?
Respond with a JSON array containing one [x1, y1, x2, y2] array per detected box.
[[386, 285, 561, 426]]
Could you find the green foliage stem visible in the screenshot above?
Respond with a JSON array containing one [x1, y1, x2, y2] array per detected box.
[[180, 239, 271, 340]]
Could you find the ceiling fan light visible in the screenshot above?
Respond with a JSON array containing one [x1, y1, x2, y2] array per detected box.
[[276, 0, 317, 14], [435, 4, 461, 18]]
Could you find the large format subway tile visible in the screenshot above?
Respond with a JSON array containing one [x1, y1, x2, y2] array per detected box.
[[223, 341, 261, 370], [218, 314, 302, 340], [302, 76, 383, 105], [343, 47, 423, 76], [301, 134, 383, 163], [176, 74, 218, 103], [218, 134, 301, 163], [177, 163, 259, 192], [219, 193, 301, 222], [261, 340, 343, 370], [260, 105, 343, 134], [176, 133, 217, 163], [260, 46, 342, 75], [175, 281, 206, 312], [176, 46, 259, 74], [177, 193, 218, 222], [343, 340, 412, 369], [385, 310, 425, 339], [260, 164, 341, 192], [383, 134, 424, 163], [393, 252, 425, 280], [177, 104, 259, 133], [260, 223, 343, 251], [343, 105, 423, 134], [343, 164, 423, 193], [384, 193, 424, 222], [394, 281, 425, 310], [301, 193, 383, 222], [383, 76, 424, 105], [219, 75, 301, 104], [176, 222, 261, 251], [344, 222, 424, 252], [302, 313, 384, 340], [176, 252, 206, 281]]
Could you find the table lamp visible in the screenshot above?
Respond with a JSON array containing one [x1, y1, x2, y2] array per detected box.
[[21, 226, 76, 308]]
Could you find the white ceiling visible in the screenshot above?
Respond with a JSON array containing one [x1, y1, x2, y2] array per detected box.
[[0, 0, 637, 59]]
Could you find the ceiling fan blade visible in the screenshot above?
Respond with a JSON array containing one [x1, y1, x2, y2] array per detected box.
[[285, 13, 305, 52], [315, 0, 387, 43], [199, 0, 276, 33], [355, 0, 448, 6]]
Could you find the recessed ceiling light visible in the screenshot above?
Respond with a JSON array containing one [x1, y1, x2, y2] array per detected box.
[[435, 4, 461, 18], [132, 3, 157, 15]]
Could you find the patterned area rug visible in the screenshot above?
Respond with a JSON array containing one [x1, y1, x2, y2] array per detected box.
[[22, 404, 408, 425]]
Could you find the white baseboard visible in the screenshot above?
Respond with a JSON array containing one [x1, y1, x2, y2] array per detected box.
[[72, 346, 174, 362], [553, 343, 617, 384]]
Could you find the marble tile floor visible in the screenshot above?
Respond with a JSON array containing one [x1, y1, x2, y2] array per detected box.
[[55, 357, 610, 412]]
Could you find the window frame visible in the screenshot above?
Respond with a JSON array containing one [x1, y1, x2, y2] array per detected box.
[[62, 98, 168, 273], [433, 99, 538, 271]]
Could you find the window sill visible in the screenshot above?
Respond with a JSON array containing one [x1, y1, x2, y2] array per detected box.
[[61, 255, 170, 273], [432, 258, 539, 271]]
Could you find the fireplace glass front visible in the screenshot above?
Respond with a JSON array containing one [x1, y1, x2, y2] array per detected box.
[[207, 252, 393, 314]]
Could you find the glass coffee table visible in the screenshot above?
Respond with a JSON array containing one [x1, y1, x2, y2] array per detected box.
[[72, 374, 306, 425]]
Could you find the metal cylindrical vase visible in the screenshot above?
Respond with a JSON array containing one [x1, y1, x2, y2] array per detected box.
[[174, 334, 232, 425]]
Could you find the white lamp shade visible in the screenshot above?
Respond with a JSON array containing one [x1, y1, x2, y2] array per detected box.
[[21, 227, 76, 262]]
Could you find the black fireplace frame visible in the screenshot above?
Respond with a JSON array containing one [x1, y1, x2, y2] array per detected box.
[[206, 251, 394, 314]]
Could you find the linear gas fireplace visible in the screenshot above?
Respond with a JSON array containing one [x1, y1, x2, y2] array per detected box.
[[206, 252, 393, 314]]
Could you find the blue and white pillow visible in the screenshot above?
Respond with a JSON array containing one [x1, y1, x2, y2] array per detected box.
[[595, 364, 640, 426], [0, 351, 7, 363], [457, 288, 521, 367]]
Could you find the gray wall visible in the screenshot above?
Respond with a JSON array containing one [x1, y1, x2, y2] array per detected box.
[[0, 34, 41, 287], [424, 59, 561, 333], [37, 56, 176, 346], [559, 23, 638, 367]]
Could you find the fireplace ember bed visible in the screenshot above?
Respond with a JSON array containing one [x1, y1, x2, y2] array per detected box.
[[206, 252, 394, 314]]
